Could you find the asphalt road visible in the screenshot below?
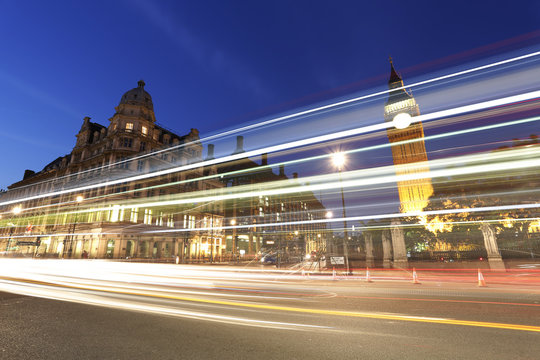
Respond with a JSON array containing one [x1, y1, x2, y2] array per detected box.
[[1, 259, 540, 360]]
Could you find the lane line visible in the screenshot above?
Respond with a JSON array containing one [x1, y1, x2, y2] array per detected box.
[[2, 276, 540, 333], [335, 295, 540, 307]]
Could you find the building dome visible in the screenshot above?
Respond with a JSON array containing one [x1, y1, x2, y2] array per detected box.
[[119, 80, 154, 111]]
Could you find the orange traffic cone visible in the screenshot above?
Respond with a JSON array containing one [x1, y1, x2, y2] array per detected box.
[[478, 268, 487, 287], [412, 267, 421, 284], [366, 267, 373, 282]]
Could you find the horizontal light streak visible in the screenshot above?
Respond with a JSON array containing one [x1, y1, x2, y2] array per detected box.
[[12, 112, 538, 218], [3, 273, 539, 333], [2, 144, 538, 235], [3, 53, 540, 208], [68, 145, 540, 212], [10, 49, 540, 194], [0, 281, 328, 331]]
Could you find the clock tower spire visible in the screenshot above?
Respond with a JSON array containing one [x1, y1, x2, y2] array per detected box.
[[384, 59, 433, 213]]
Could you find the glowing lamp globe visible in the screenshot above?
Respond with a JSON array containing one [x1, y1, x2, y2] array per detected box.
[[393, 112, 412, 129], [331, 153, 346, 168]]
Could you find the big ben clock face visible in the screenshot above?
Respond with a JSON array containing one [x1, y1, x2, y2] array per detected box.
[[392, 112, 412, 129]]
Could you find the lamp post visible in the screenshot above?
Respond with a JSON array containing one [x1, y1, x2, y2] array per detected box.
[[64, 196, 83, 258], [332, 152, 350, 274], [325, 211, 333, 253], [209, 214, 214, 263], [6, 205, 22, 253], [230, 218, 237, 262]]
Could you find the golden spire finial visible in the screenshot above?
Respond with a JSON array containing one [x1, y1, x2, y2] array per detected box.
[[389, 55, 393, 64]]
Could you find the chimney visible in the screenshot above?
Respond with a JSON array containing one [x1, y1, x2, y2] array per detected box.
[[23, 169, 35, 180], [261, 153, 268, 166], [207, 144, 215, 160], [234, 135, 244, 154], [279, 165, 285, 176], [293, 172, 298, 179]]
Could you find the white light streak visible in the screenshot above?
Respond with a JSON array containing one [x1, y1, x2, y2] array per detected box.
[[2, 51, 540, 207]]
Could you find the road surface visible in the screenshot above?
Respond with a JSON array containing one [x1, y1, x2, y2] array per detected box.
[[1, 259, 539, 359]]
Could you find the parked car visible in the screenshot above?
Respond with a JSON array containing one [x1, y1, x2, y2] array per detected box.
[[260, 253, 277, 265]]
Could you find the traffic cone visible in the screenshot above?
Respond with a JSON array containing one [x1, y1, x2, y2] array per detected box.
[[478, 269, 487, 287], [332, 267, 337, 280], [366, 267, 373, 282], [412, 267, 421, 284]]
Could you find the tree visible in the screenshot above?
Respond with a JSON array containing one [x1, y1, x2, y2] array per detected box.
[[423, 141, 539, 264]]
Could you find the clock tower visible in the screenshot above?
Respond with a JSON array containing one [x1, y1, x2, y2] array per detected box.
[[384, 59, 433, 213]]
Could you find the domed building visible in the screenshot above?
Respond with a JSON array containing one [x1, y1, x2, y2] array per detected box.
[[1, 81, 224, 260]]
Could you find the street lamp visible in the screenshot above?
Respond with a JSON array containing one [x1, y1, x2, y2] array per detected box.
[[230, 218, 237, 262], [332, 152, 350, 274], [64, 196, 83, 258], [6, 205, 22, 253]]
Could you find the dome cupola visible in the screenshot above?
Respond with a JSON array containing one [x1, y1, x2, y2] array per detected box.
[[119, 80, 154, 111]]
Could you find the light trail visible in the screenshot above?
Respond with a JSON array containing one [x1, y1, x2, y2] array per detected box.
[[2, 261, 540, 334], [2, 142, 538, 238], [2, 51, 540, 207], [62, 145, 540, 213], [9, 49, 539, 194], [8, 112, 538, 218]]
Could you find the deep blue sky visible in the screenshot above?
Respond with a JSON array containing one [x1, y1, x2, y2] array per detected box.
[[1, 0, 539, 189]]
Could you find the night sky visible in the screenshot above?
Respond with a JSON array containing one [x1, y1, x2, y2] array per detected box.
[[1, 0, 539, 189]]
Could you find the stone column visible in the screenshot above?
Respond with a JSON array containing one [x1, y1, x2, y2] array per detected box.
[[173, 238, 179, 258], [381, 229, 393, 269], [390, 219, 408, 268], [114, 238, 122, 259], [364, 232, 374, 267], [480, 223, 505, 270]]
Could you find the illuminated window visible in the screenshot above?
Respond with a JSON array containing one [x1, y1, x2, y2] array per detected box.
[[144, 209, 153, 224], [130, 207, 138, 223], [142, 126, 148, 135], [125, 123, 134, 132], [110, 205, 120, 222], [384, 99, 416, 115], [183, 214, 196, 229], [167, 215, 174, 228]]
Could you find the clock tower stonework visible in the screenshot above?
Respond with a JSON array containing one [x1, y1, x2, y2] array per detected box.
[[384, 60, 433, 213]]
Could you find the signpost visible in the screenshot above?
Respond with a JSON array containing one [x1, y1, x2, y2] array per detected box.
[[330, 256, 345, 265]]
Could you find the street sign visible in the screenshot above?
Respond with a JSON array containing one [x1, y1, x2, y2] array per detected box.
[[16, 241, 38, 246], [330, 256, 345, 265]]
